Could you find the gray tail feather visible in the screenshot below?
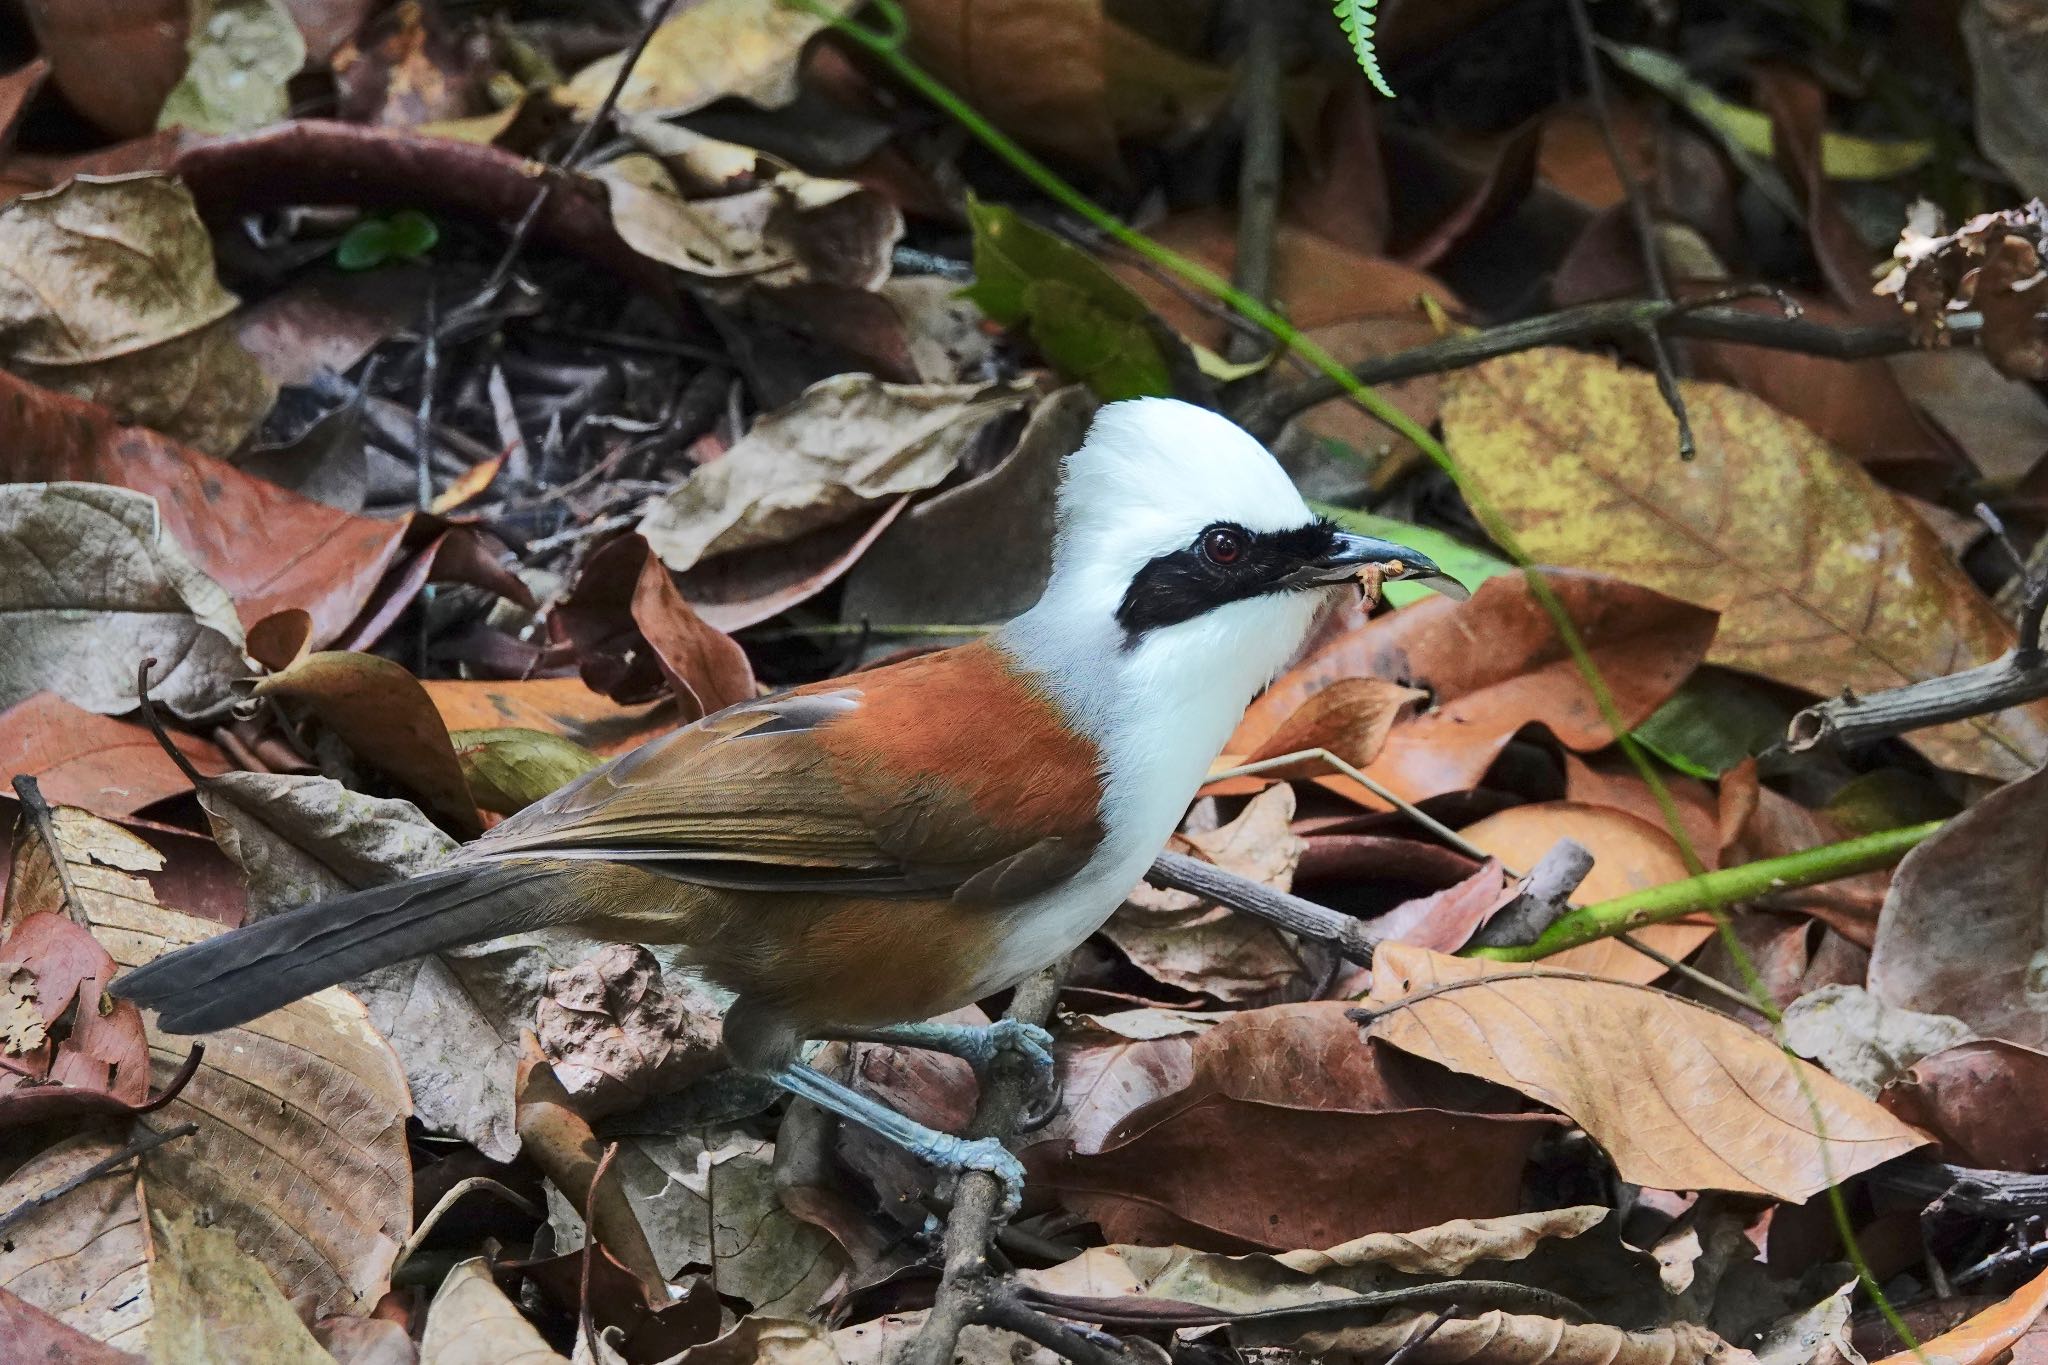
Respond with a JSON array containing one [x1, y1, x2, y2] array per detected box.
[[112, 861, 570, 1034]]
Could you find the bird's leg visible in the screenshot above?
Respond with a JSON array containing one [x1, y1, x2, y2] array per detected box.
[[824, 1019, 1061, 1129], [769, 1062, 1025, 1216]]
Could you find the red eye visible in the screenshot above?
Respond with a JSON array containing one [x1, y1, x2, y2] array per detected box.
[[1202, 527, 1246, 566]]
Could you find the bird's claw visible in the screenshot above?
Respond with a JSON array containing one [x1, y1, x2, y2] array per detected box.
[[912, 1132, 1026, 1219], [978, 1020, 1061, 1134]]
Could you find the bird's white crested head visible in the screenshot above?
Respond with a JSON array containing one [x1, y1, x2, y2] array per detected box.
[[1001, 398, 1449, 780]]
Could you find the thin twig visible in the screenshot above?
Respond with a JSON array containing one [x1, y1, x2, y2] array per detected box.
[[0, 1120, 198, 1238], [1564, 0, 1693, 457], [980, 1287, 1133, 1365], [136, 657, 210, 791], [911, 969, 1072, 1365], [1614, 933, 1762, 1014], [1212, 748, 1487, 859], [1227, 0, 1285, 365], [1148, 851, 1377, 963], [1232, 300, 1979, 438], [10, 776, 83, 927], [1382, 1305, 1461, 1365], [580, 1140, 622, 1361]]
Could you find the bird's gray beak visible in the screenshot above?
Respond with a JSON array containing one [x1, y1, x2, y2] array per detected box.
[[1290, 530, 1471, 601]]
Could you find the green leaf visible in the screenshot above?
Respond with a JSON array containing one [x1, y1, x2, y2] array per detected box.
[[385, 210, 440, 260], [1332, 0, 1395, 99], [1630, 670, 1790, 778], [1602, 42, 1932, 181], [449, 727, 603, 814], [1312, 503, 1512, 607], [335, 220, 396, 271], [963, 197, 1176, 401]]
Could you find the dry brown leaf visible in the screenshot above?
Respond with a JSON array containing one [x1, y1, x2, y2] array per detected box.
[[1289, 1309, 1747, 1365], [1868, 1262, 2048, 1365], [1043, 1002, 1558, 1249], [253, 650, 482, 837], [21, 0, 186, 137], [1366, 859, 1516, 955], [1781, 984, 1975, 1097], [1234, 571, 1717, 808], [1, 804, 413, 1318], [0, 1284, 138, 1365], [1869, 765, 2048, 1047], [533, 944, 724, 1118], [1458, 801, 1711, 983], [555, 535, 755, 718], [639, 373, 1032, 572], [0, 1133, 156, 1350], [562, 0, 859, 118], [0, 911, 150, 1127], [1025, 1016, 1200, 1155], [1364, 945, 1929, 1200], [834, 1311, 1061, 1365], [1439, 348, 2048, 780], [0, 483, 246, 721], [417, 1258, 568, 1365], [144, 1211, 334, 1365], [1244, 678, 1429, 776], [421, 677, 676, 756], [0, 175, 271, 454]]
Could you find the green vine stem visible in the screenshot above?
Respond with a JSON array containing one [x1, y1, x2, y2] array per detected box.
[[1466, 820, 1943, 964]]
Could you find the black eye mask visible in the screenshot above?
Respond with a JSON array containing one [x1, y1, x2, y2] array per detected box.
[[1115, 519, 1342, 642]]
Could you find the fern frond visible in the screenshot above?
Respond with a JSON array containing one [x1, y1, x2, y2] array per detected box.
[[1332, 0, 1395, 98]]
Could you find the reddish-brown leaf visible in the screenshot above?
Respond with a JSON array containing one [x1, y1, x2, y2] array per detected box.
[[1042, 1002, 1555, 1249], [1367, 858, 1515, 954], [1867, 1264, 2048, 1365], [0, 912, 150, 1128], [0, 370, 409, 646], [0, 692, 229, 818], [1882, 1040, 2048, 1173], [1719, 760, 1889, 946], [0, 1285, 140, 1364], [422, 678, 677, 756], [556, 536, 755, 718], [1234, 571, 1718, 808]]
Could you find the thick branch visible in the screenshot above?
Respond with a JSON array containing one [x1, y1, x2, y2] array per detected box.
[[1148, 850, 1377, 963], [1466, 839, 1596, 949], [1234, 301, 1978, 439], [1873, 1160, 2048, 1218]]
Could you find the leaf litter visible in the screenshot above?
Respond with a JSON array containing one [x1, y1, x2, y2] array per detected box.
[[1, 3, 2048, 1363]]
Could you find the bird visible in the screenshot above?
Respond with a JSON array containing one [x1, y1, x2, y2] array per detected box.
[[112, 397, 1461, 1212]]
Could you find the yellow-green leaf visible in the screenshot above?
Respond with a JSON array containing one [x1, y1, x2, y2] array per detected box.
[[450, 727, 602, 813], [1440, 348, 2048, 780]]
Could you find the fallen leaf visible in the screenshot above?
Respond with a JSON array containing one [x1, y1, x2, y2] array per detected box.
[[1242, 678, 1429, 776], [0, 369, 411, 647], [145, 1212, 334, 1365], [1291, 1310, 1744, 1365], [894, 0, 1117, 170], [533, 943, 724, 1118], [0, 691, 229, 817], [668, 1317, 839, 1365], [677, 495, 915, 632], [639, 373, 1033, 572], [0, 912, 150, 1126], [1234, 570, 1717, 807], [555, 535, 755, 716], [1440, 348, 2048, 780], [1023, 1016, 1200, 1155], [331, 0, 485, 128], [1365, 945, 1929, 1200], [0, 1133, 156, 1350], [21, 0, 187, 137], [0, 175, 272, 454], [1718, 761, 1890, 947], [964, 199, 1178, 400], [1881, 1039, 2048, 1173], [1755, 68, 1887, 321], [0, 483, 246, 720], [547, 1128, 847, 1315], [1457, 800, 1710, 982], [158, 0, 304, 135], [2, 804, 413, 1319], [834, 1312, 1060, 1365], [253, 650, 482, 837], [451, 727, 602, 815], [1045, 1001, 1558, 1249], [1869, 766, 2048, 1047], [1964, 0, 2048, 201], [231, 265, 428, 388], [417, 1259, 568, 1365], [1272, 317, 1451, 488], [1367, 859, 1515, 954], [1108, 785, 1318, 1002], [1562, 751, 1721, 868], [1868, 1262, 2048, 1365], [562, 0, 859, 118], [1782, 984, 1976, 1097]]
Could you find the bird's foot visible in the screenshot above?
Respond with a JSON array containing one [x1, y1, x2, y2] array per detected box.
[[843, 1019, 1061, 1130], [913, 1131, 1027, 1219]]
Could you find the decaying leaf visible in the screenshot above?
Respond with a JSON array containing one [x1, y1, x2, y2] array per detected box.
[[1882, 1039, 2048, 1172], [1867, 1262, 2048, 1365], [1, 803, 412, 1320], [451, 726, 602, 814], [0, 691, 230, 817], [1870, 765, 2048, 1048], [0, 912, 150, 1126], [423, 676, 676, 756], [1024, 1013, 1202, 1156], [555, 534, 755, 717], [1781, 984, 1976, 1096], [533, 943, 725, 1117], [1439, 348, 2048, 779], [418, 1259, 568, 1365], [0, 175, 272, 453], [1287, 1309, 1746, 1365], [0, 483, 246, 720], [157, 0, 304, 136], [562, 0, 860, 118], [22, 0, 188, 138], [639, 373, 1033, 571], [143, 1212, 333, 1365], [1365, 945, 1929, 1200]]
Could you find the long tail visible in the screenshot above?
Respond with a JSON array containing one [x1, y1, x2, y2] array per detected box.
[[112, 860, 578, 1034]]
